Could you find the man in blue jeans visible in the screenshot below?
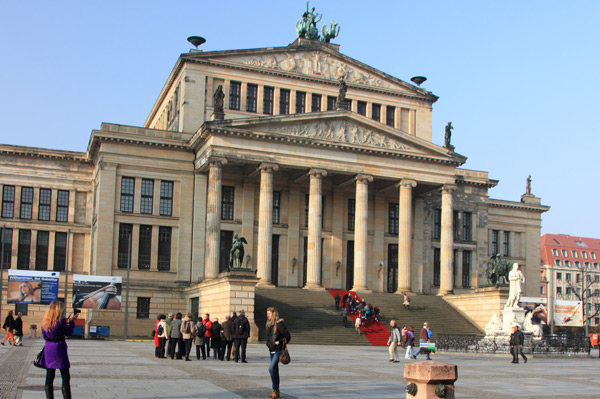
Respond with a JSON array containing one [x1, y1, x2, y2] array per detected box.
[[413, 322, 432, 360]]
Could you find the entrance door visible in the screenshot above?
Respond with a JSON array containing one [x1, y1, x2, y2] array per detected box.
[[388, 244, 398, 293], [271, 235, 279, 286], [190, 297, 199, 323], [346, 240, 354, 290], [219, 231, 233, 273]]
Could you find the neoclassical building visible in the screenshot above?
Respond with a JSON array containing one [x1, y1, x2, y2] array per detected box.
[[0, 33, 548, 336]]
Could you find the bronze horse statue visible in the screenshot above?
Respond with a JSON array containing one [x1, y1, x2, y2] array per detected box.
[[486, 254, 511, 288]]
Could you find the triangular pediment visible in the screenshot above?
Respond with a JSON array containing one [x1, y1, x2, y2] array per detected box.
[[186, 44, 434, 100], [207, 112, 462, 165]]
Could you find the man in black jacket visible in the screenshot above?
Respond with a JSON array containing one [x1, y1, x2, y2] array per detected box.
[[232, 309, 250, 363], [220, 314, 234, 360], [509, 324, 527, 364]]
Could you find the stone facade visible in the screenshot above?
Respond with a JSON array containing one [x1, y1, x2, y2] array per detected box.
[[0, 37, 548, 337]]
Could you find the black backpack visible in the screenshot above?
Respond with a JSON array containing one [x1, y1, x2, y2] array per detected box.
[[157, 324, 164, 336]]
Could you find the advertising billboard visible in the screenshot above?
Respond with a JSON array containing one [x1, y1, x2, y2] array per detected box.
[[7, 270, 60, 305], [553, 299, 584, 327], [72, 275, 122, 310]]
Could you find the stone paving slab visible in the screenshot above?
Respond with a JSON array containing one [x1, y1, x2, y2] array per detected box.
[[1, 339, 599, 398]]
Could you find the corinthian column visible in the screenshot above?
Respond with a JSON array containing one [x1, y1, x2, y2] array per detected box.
[[397, 179, 416, 293], [204, 157, 227, 279], [352, 174, 373, 292], [257, 163, 279, 286], [439, 185, 455, 294], [305, 168, 327, 290]]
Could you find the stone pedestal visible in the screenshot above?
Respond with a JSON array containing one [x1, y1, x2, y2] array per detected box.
[[501, 308, 526, 335], [404, 360, 457, 399], [196, 268, 260, 342], [211, 111, 225, 120]]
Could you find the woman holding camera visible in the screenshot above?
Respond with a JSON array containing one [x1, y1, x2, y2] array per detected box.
[[40, 300, 78, 399]]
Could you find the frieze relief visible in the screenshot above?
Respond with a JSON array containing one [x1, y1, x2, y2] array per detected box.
[[216, 52, 395, 89], [267, 120, 413, 152]]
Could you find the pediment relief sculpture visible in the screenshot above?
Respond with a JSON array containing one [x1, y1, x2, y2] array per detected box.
[[218, 52, 397, 90], [266, 120, 415, 152]]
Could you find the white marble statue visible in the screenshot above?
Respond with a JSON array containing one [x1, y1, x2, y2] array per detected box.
[[504, 263, 524, 309], [485, 313, 503, 336], [523, 311, 542, 338]]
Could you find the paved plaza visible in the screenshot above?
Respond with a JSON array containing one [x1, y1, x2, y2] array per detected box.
[[1, 338, 598, 399]]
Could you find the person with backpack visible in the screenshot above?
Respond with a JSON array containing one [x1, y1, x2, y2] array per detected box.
[[194, 317, 207, 360], [156, 314, 168, 359], [180, 313, 194, 361], [233, 309, 250, 363], [413, 322, 432, 360], [210, 318, 222, 360]]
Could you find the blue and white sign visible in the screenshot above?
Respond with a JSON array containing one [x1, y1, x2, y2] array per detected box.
[[7, 270, 60, 305]]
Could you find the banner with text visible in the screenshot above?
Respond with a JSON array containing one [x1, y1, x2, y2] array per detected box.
[[553, 299, 584, 327], [7, 270, 60, 305], [72, 275, 122, 310]]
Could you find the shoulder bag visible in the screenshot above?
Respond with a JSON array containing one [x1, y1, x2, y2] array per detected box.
[[279, 338, 291, 365], [33, 345, 46, 369]]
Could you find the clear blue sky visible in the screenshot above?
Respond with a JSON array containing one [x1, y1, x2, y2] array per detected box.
[[1, 1, 598, 238]]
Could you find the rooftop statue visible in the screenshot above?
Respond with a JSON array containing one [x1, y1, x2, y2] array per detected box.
[[322, 21, 340, 43], [526, 175, 532, 195], [296, 3, 322, 40], [444, 122, 453, 148]]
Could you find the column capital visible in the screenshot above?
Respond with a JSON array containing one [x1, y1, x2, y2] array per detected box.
[[355, 174, 373, 183], [396, 179, 417, 189], [308, 168, 328, 178], [442, 184, 457, 193], [208, 156, 228, 167], [258, 163, 279, 173]]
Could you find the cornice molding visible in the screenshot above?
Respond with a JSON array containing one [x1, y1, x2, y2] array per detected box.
[[488, 199, 550, 213]]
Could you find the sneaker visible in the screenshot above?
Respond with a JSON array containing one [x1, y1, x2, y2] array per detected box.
[[524, 357, 527, 363], [393, 360, 400, 363], [0, 342, 4, 346], [389, 359, 394, 362]]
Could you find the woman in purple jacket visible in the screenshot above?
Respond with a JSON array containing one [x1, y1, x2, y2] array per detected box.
[[40, 300, 78, 399]]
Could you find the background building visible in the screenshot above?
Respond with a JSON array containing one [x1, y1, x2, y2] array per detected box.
[[0, 30, 548, 337], [541, 234, 600, 328]]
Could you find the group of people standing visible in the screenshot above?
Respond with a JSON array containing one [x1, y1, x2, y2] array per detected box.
[[153, 309, 250, 363], [2, 310, 24, 346], [387, 321, 433, 362]]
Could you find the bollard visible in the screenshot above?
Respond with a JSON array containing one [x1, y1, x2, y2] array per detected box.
[[404, 360, 457, 399], [30, 325, 37, 339]]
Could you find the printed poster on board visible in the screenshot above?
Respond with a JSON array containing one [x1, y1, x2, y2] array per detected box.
[[7, 270, 60, 305], [553, 299, 584, 326], [72, 275, 122, 310]]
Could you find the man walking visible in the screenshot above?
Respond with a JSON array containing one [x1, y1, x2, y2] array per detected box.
[[14, 312, 23, 346], [1, 310, 16, 346], [413, 322, 432, 360], [509, 324, 527, 363], [232, 309, 250, 363], [387, 320, 401, 362]]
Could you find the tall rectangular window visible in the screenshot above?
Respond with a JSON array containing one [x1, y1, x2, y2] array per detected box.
[[357, 101, 367, 116], [263, 86, 274, 115], [159, 181, 173, 216], [304, 194, 309, 228], [503, 231, 510, 257], [1, 228, 13, 268], [56, 190, 69, 222], [462, 212, 472, 241], [158, 226, 171, 271], [229, 81, 241, 110], [38, 188, 51, 221], [372, 103, 381, 122], [246, 83, 257, 112], [433, 209, 441, 239], [117, 223, 132, 269], [279, 89, 290, 115], [20, 187, 33, 219], [492, 230, 499, 255], [386, 106, 395, 127], [221, 186, 234, 220], [140, 179, 154, 215], [389, 203, 399, 235], [54, 232, 67, 271], [327, 96, 336, 111], [17, 229, 31, 269], [35, 231, 49, 270], [433, 248, 441, 287], [311, 94, 321, 112], [295, 91, 306, 113], [348, 198, 355, 231], [120, 177, 134, 213], [138, 225, 152, 270], [462, 250, 471, 288], [136, 297, 150, 319], [1, 185, 15, 218], [273, 191, 281, 225], [453, 211, 460, 240]]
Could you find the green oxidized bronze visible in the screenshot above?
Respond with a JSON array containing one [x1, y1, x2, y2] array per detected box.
[[322, 21, 340, 43], [486, 253, 512, 287], [296, 3, 340, 42]]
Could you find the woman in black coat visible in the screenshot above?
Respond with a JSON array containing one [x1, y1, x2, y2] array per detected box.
[[265, 307, 291, 399]]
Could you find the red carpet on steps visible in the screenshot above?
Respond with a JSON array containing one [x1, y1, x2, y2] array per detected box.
[[328, 289, 390, 346]]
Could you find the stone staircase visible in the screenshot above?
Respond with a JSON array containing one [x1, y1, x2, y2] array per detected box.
[[254, 287, 483, 345]]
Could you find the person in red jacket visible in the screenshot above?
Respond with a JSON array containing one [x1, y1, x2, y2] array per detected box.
[[202, 313, 213, 358]]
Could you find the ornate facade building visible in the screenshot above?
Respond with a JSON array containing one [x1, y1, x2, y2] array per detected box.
[[0, 33, 548, 336], [541, 234, 600, 327]]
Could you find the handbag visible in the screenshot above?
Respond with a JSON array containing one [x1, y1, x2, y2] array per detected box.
[[279, 338, 291, 365], [33, 345, 46, 369]]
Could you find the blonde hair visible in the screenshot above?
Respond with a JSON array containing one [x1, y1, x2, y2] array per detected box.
[[266, 306, 279, 331], [42, 300, 64, 331]]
